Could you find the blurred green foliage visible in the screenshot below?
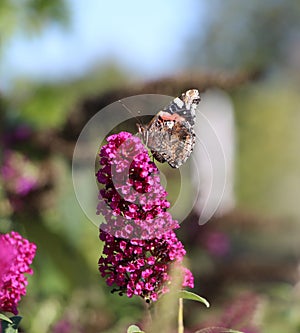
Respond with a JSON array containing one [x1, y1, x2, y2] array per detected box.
[[1, 0, 300, 332], [234, 82, 300, 217], [6, 64, 128, 129], [188, 0, 300, 71], [0, 0, 69, 45]]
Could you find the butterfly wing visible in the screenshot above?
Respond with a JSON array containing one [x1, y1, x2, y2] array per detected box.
[[137, 89, 200, 168], [163, 89, 201, 126], [144, 112, 195, 168]]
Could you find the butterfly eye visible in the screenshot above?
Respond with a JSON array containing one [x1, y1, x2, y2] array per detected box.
[[193, 98, 201, 104]]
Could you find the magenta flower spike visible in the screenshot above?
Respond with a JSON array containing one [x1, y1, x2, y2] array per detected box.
[[96, 132, 193, 302], [0, 231, 37, 314]]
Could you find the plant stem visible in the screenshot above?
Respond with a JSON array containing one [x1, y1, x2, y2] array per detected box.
[[178, 297, 184, 333]]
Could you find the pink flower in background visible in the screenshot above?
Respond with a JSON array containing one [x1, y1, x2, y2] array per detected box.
[[203, 231, 230, 257], [202, 293, 261, 333], [0, 241, 15, 283], [2, 124, 32, 146], [52, 318, 83, 333], [1, 150, 39, 197], [97, 132, 194, 301], [0, 231, 37, 314]]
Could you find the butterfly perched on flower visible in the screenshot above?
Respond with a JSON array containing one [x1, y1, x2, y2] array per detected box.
[[137, 89, 201, 168]]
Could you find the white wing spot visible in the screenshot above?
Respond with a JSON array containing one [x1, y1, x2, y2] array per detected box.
[[174, 97, 184, 108]]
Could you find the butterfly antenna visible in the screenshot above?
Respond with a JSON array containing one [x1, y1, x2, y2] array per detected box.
[[117, 99, 145, 128]]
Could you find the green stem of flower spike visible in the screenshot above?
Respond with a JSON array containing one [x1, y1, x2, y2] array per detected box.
[[178, 297, 184, 333], [147, 305, 152, 326]]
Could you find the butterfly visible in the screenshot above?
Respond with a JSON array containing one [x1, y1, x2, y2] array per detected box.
[[137, 89, 201, 168]]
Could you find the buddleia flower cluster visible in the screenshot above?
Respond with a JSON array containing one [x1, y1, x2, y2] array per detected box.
[[96, 132, 193, 302], [0, 231, 37, 314]]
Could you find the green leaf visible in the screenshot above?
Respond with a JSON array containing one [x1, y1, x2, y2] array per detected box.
[[178, 290, 210, 308], [127, 324, 145, 333], [1, 316, 22, 333], [0, 314, 12, 323], [10, 317, 22, 327]]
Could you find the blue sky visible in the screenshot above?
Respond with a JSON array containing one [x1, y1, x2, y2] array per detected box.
[[2, 0, 204, 86]]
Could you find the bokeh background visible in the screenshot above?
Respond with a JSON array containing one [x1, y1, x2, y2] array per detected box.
[[1, 1, 300, 332]]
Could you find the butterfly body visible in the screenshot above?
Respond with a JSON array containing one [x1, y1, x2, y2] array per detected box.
[[137, 89, 201, 168]]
